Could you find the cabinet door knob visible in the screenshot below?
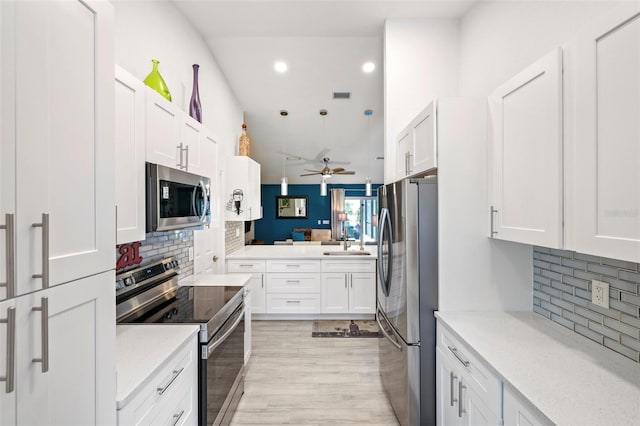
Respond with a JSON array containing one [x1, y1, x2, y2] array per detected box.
[[212, 255, 219, 263]]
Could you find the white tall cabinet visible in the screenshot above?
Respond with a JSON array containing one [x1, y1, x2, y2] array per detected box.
[[488, 48, 563, 248], [0, 1, 116, 424], [115, 66, 146, 244], [565, 3, 640, 263]]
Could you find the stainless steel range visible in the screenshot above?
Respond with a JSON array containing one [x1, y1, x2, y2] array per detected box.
[[116, 257, 245, 426]]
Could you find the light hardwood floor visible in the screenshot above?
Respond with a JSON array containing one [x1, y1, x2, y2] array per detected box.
[[231, 320, 399, 425]]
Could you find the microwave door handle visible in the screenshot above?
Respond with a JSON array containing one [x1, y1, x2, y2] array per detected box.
[[198, 180, 208, 223]]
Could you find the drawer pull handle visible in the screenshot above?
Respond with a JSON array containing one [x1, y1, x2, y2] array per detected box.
[[285, 280, 300, 284], [286, 300, 301, 304], [447, 346, 470, 367], [0, 307, 16, 393], [32, 213, 50, 289], [285, 264, 301, 268], [449, 371, 457, 407], [172, 409, 185, 426], [458, 380, 467, 418], [157, 367, 184, 395], [239, 264, 253, 268], [0, 214, 16, 298], [31, 297, 49, 373]]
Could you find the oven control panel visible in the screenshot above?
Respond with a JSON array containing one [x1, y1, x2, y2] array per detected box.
[[115, 257, 179, 298]]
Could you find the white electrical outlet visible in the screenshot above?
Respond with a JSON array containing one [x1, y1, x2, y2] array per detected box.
[[188, 247, 194, 262], [236, 228, 240, 237], [592, 280, 609, 308]]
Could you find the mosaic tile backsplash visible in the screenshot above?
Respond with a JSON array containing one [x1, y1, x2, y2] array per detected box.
[[116, 229, 194, 278], [533, 246, 640, 363], [225, 221, 244, 255]]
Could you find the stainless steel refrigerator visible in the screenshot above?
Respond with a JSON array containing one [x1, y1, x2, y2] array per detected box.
[[376, 177, 438, 426]]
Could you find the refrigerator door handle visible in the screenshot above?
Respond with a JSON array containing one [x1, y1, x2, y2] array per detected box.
[[376, 308, 402, 351], [377, 208, 393, 297]]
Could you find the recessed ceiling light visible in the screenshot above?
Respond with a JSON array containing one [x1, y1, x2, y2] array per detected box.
[[362, 62, 375, 73], [274, 61, 288, 73]]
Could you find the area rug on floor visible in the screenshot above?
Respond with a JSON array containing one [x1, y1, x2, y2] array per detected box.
[[311, 320, 381, 338]]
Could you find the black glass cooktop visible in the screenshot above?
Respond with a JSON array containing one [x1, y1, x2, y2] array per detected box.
[[133, 285, 243, 324]]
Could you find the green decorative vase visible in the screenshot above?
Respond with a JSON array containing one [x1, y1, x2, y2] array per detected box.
[[143, 59, 172, 102]]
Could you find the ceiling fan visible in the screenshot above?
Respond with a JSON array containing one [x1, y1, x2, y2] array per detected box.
[[300, 157, 355, 178]]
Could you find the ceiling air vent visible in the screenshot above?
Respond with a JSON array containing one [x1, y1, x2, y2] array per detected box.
[[332, 92, 351, 100]]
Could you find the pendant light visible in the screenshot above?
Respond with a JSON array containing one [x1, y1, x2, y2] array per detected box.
[[320, 109, 329, 196], [364, 109, 373, 196], [320, 177, 327, 196], [280, 110, 288, 196]]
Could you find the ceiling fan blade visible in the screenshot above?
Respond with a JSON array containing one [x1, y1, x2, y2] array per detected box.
[[331, 167, 345, 173], [300, 172, 320, 176], [303, 169, 322, 173], [334, 171, 355, 175]]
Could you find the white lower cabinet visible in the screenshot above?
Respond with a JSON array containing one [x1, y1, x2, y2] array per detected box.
[[503, 386, 550, 426], [265, 260, 321, 314], [227, 257, 376, 316], [321, 260, 376, 315], [226, 260, 266, 314], [436, 324, 501, 426], [437, 322, 553, 426], [117, 335, 197, 426], [321, 272, 376, 314], [1, 271, 116, 426]]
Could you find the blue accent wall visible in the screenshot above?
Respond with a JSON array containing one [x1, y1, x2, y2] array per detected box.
[[254, 184, 381, 244]]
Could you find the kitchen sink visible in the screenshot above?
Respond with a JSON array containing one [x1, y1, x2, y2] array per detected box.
[[323, 251, 371, 256]]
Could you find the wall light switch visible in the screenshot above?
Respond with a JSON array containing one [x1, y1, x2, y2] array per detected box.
[[592, 280, 609, 308], [188, 247, 194, 262], [235, 228, 240, 237]]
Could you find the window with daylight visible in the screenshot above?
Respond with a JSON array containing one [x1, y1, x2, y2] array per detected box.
[[342, 196, 378, 242]]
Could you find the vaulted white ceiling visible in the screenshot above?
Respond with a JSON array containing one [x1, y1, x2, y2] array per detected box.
[[173, 0, 476, 184]]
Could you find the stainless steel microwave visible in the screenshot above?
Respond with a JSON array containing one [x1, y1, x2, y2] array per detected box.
[[146, 163, 211, 232]]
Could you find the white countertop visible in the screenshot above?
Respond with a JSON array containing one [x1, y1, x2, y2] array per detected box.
[[226, 244, 377, 259], [116, 324, 199, 409], [435, 311, 640, 426], [179, 273, 252, 287]]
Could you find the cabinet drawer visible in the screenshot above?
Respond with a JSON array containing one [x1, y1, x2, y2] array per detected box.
[[267, 273, 321, 293], [266, 260, 320, 273], [266, 294, 321, 313], [227, 259, 266, 273], [437, 324, 501, 417], [117, 338, 198, 425], [321, 259, 376, 273], [148, 384, 196, 426]]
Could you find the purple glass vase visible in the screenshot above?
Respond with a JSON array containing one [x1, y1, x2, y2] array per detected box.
[[189, 64, 202, 123]]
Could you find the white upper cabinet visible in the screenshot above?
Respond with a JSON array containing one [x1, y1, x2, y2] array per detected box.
[[145, 88, 182, 170], [488, 48, 563, 248], [145, 88, 207, 175], [396, 126, 412, 179], [411, 102, 437, 175], [396, 101, 437, 181], [115, 66, 146, 244], [565, 3, 640, 262], [225, 156, 262, 221], [1, 0, 115, 299], [181, 116, 205, 176]]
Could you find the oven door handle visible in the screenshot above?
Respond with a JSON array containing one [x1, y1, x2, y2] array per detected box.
[[207, 306, 245, 357]]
